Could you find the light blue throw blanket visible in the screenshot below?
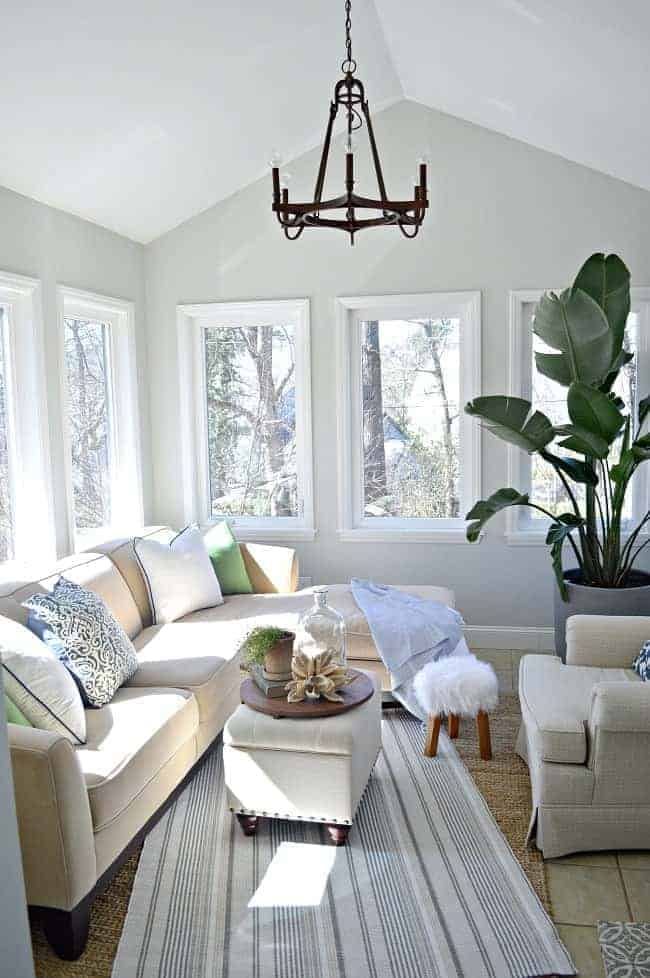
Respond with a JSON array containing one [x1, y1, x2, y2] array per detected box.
[[351, 578, 469, 719]]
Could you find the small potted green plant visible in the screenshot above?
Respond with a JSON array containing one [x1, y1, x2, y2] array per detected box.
[[242, 626, 296, 681]]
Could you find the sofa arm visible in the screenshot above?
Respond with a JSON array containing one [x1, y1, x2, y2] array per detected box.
[[9, 725, 96, 910], [239, 543, 299, 594], [587, 683, 650, 804], [566, 614, 650, 668], [589, 682, 650, 733]]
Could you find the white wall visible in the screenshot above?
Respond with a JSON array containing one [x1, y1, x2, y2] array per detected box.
[[145, 99, 650, 630], [0, 186, 151, 555]]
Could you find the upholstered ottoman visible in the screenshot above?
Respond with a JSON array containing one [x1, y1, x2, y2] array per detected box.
[[223, 671, 381, 844]]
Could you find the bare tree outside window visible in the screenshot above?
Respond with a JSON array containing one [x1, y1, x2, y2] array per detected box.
[[64, 318, 113, 539], [530, 310, 637, 522], [361, 318, 461, 519], [0, 308, 14, 561], [204, 324, 297, 518]]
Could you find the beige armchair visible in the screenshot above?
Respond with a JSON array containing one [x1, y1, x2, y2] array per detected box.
[[517, 614, 650, 859]]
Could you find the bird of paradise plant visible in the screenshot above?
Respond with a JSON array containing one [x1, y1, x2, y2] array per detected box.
[[464, 253, 650, 598]]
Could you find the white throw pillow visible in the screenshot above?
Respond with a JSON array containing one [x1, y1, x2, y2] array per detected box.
[[0, 615, 86, 744], [134, 526, 223, 624]]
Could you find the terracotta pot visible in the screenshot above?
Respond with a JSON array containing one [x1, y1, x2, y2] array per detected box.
[[262, 632, 295, 681], [554, 568, 650, 661]]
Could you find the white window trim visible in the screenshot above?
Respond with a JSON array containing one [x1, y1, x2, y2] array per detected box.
[[177, 298, 315, 542], [335, 291, 482, 543], [57, 286, 143, 552], [0, 271, 55, 565], [506, 287, 650, 545]]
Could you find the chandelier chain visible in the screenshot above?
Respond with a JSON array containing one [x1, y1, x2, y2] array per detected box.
[[345, 0, 352, 65]]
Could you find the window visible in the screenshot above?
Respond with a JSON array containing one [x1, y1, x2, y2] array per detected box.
[[0, 272, 54, 565], [507, 289, 650, 542], [336, 292, 481, 541], [177, 299, 314, 540], [59, 288, 143, 550]]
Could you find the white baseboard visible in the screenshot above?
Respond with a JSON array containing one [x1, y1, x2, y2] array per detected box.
[[464, 625, 554, 653]]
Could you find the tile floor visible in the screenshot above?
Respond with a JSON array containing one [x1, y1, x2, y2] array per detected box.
[[474, 648, 650, 978]]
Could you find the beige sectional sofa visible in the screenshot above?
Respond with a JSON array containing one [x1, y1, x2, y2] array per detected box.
[[517, 614, 650, 858], [2, 525, 453, 959]]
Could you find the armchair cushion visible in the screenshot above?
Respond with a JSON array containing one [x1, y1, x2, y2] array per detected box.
[[589, 681, 650, 733], [519, 654, 638, 764]]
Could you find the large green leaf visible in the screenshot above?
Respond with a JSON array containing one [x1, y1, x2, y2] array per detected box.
[[533, 287, 614, 386], [466, 488, 529, 542], [555, 424, 610, 458], [542, 450, 598, 485], [465, 397, 554, 453], [534, 351, 572, 387], [567, 382, 625, 444], [573, 253, 630, 353]]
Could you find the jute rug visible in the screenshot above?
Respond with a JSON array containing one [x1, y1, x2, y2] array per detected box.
[[30, 695, 559, 978]]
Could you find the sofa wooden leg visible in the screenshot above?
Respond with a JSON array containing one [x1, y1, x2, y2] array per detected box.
[[477, 711, 492, 760], [424, 714, 442, 757], [447, 714, 460, 739], [326, 824, 350, 846], [40, 904, 91, 960], [236, 813, 259, 836]]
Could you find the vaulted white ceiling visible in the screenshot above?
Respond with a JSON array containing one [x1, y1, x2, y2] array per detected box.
[[2, 0, 648, 243]]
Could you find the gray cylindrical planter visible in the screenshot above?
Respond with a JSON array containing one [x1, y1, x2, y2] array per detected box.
[[554, 568, 650, 661]]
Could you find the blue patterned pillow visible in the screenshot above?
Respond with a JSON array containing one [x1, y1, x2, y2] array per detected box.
[[633, 641, 650, 681], [23, 578, 138, 707]]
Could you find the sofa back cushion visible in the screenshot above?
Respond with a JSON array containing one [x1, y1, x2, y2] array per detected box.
[[93, 527, 176, 628], [0, 552, 143, 639]]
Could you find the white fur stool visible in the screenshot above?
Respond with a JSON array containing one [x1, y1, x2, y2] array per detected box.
[[413, 655, 498, 760]]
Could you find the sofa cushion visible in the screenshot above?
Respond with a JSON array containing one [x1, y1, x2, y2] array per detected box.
[[93, 527, 177, 628], [0, 552, 143, 639], [128, 621, 242, 725], [77, 686, 198, 831], [519, 654, 639, 764]]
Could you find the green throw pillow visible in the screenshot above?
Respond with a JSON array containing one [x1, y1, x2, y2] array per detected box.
[[3, 693, 32, 727], [203, 522, 253, 595]]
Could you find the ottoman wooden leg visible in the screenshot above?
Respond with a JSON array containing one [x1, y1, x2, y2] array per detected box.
[[477, 711, 492, 760], [326, 824, 350, 846], [448, 714, 460, 739], [236, 813, 259, 836], [424, 714, 442, 757]]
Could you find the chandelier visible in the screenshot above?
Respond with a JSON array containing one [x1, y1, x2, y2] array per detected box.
[[270, 0, 428, 244]]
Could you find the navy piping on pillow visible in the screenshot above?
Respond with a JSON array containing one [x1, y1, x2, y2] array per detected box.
[[1, 662, 85, 745], [132, 525, 197, 627]]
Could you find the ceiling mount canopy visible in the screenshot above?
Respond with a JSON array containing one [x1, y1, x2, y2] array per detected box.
[[270, 0, 428, 245]]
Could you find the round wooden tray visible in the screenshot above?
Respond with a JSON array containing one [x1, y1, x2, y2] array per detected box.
[[240, 669, 374, 719]]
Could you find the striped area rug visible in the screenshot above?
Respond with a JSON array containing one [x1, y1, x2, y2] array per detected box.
[[112, 711, 574, 978]]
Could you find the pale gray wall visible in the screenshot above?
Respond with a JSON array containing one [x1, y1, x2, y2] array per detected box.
[[144, 99, 650, 629], [0, 186, 151, 554]]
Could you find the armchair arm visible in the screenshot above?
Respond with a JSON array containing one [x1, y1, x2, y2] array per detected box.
[[587, 682, 650, 805], [566, 614, 650, 668], [239, 543, 299, 594], [9, 725, 96, 910]]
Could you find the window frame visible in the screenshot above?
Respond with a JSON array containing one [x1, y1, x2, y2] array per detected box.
[[335, 291, 482, 543], [0, 271, 55, 566], [506, 287, 650, 544], [177, 298, 315, 542], [58, 286, 143, 552]]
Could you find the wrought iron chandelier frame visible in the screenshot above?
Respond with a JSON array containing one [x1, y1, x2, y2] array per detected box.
[[271, 0, 428, 244]]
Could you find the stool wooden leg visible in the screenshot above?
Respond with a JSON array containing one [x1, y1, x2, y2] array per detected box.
[[424, 714, 442, 757], [477, 711, 492, 760], [448, 714, 460, 739]]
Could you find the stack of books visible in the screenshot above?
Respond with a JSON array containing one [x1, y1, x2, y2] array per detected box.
[[250, 663, 290, 699]]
